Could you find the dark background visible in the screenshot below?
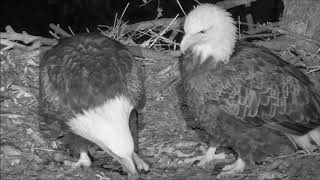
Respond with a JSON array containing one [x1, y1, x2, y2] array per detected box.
[[0, 0, 283, 37]]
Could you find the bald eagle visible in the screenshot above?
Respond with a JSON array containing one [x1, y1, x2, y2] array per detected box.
[[39, 33, 149, 179], [179, 4, 320, 175]]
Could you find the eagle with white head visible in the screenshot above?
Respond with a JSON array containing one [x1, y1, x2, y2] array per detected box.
[[39, 33, 149, 179], [179, 4, 320, 175]]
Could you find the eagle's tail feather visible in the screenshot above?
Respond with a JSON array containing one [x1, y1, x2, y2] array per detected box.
[[285, 127, 320, 152]]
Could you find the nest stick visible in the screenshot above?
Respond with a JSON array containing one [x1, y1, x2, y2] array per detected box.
[[0, 25, 57, 50], [148, 14, 179, 48], [49, 24, 72, 38]]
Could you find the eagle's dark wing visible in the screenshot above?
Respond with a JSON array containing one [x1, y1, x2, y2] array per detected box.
[[181, 42, 320, 136], [40, 33, 145, 114]]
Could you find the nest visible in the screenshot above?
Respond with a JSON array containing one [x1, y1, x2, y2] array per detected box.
[[1, 1, 320, 179]]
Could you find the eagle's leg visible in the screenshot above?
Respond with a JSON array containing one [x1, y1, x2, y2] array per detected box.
[[285, 127, 320, 154], [62, 131, 92, 168], [197, 145, 246, 176], [197, 146, 227, 166], [129, 109, 139, 153], [194, 106, 228, 166], [75, 151, 92, 167], [129, 109, 150, 173]]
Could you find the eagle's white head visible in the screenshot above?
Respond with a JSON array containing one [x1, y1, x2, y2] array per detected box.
[[180, 4, 237, 64]]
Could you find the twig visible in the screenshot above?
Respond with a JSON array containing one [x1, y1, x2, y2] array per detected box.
[[113, 13, 118, 32], [49, 23, 72, 38], [273, 151, 304, 159], [68, 26, 75, 36], [148, 14, 179, 48], [22, 147, 65, 153], [49, 30, 60, 39], [120, 3, 130, 22], [306, 66, 320, 74], [176, 0, 186, 16], [244, 22, 320, 47], [139, 0, 152, 7], [299, 152, 320, 157], [193, 0, 201, 5], [270, 27, 320, 47], [0, 39, 27, 49], [2, 129, 22, 138], [241, 33, 280, 39]]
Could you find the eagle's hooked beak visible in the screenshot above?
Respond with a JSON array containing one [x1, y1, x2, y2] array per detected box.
[[181, 33, 205, 54], [180, 34, 191, 54]]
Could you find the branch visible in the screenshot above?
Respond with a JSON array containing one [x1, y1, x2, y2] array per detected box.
[[0, 25, 57, 50], [49, 24, 72, 38], [271, 27, 320, 47], [243, 22, 320, 47]]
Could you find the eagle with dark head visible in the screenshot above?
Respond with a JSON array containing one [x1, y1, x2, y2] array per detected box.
[[39, 33, 149, 179], [179, 4, 320, 175]]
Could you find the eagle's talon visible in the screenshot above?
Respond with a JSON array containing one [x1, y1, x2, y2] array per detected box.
[[64, 151, 92, 170], [197, 147, 227, 166], [133, 153, 150, 173], [219, 158, 245, 176], [75, 151, 92, 168]]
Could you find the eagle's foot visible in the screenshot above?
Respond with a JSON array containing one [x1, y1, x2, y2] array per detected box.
[[133, 152, 149, 173], [197, 147, 226, 166], [286, 128, 320, 154], [218, 158, 245, 176], [64, 151, 92, 169]]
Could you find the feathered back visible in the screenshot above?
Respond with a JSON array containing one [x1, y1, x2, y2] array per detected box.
[[40, 33, 135, 113]]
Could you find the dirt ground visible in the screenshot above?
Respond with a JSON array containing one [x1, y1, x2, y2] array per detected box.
[[1, 48, 320, 180]]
